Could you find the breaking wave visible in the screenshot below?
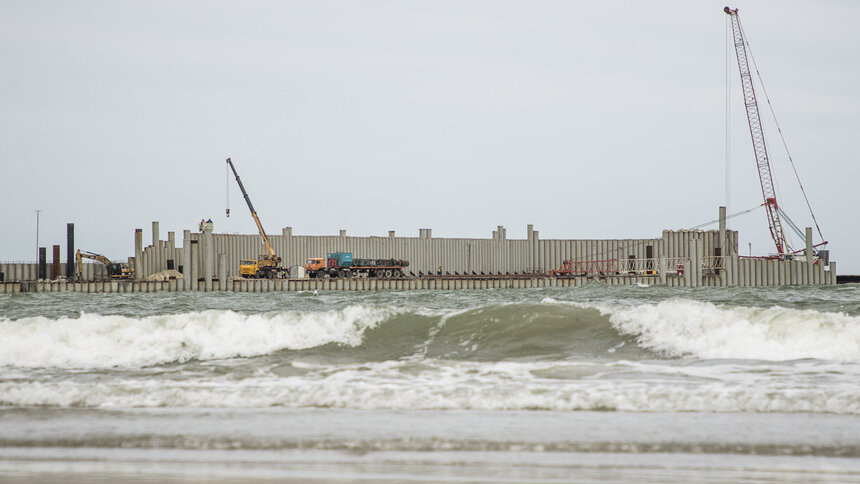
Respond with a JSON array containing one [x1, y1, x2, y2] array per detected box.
[[1, 298, 859, 369], [2, 296, 860, 413], [604, 299, 860, 361], [0, 306, 396, 369]]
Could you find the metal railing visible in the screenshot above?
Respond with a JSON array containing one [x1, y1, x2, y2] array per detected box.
[[555, 258, 661, 276], [617, 257, 658, 275], [553, 256, 731, 278], [701, 256, 725, 274], [555, 259, 619, 276]]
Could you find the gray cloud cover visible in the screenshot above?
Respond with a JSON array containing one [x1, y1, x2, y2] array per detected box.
[[2, 1, 858, 271]]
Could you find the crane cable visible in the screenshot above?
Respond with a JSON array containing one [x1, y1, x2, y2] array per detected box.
[[542, 202, 758, 264], [687, 204, 763, 231], [550, 203, 759, 263], [225, 161, 231, 218], [738, 17, 825, 245], [777, 206, 807, 242]]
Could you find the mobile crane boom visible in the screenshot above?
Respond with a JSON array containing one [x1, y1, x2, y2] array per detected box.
[[724, 6, 789, 255], [226, 157, 280, 266]]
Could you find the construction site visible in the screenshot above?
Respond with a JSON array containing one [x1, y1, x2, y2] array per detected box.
[[0, 201, 838, 294], [0, 7, 846, 294]]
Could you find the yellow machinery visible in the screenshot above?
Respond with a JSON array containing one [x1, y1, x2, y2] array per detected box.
[[239, 256, 281, 278], [75, 249, 134, 280], [239, 259, 260, 278], [226, 157, 286, 278]]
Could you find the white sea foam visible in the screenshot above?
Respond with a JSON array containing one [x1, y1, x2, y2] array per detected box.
[[604, 299, 860, 361], [542, 297, 860, 362], [2, 360, 858, 413], [0, 306, 394, 369]]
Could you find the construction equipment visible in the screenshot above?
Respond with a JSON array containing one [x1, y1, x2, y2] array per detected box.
[[75, 249, 133, 280], [725, 7, 828, 260], [226, 157, 286, 278], [724, 6, 789, 255], [305, 252, 409, 278]]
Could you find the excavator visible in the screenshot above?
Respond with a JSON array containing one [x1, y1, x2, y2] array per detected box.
[[75, 249, 134, 280], [226, 157, 287, 278]]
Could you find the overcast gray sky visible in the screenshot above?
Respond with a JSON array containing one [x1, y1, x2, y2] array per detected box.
[[2, 1, 858, 272]]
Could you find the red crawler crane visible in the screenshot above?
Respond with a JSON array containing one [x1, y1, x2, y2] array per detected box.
[[724, 6, 789, 255]]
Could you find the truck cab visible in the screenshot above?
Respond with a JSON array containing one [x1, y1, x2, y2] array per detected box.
[[240, 259, 260, 278], [305, 258, 325, 273], [306, 253, 354, 278]]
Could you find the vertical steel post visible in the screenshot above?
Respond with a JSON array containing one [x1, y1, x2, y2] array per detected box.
[[52, 245, 60, 280], [38, 247, 47, 280], [203, 225, 213, 292], [134, 229, 143, 280], [66, 223, 75, 278]]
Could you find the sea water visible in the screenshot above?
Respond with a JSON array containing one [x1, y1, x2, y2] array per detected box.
[[1, 284, 859, 483]]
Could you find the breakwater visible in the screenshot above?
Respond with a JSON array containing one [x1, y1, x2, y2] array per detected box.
[[1, 207, 837, 291], [0, 276, 634, 294], [128, 208, 834, 289], [0, 256, 838, 294]]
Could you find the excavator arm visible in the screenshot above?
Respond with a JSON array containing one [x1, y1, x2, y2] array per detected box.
[[76, 249, 112, 267], [76, 249, 125, 280]]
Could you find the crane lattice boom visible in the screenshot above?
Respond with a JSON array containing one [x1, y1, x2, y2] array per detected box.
[[724, 6, 789, 255]]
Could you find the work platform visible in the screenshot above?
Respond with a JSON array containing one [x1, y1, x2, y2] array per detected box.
[[0, 256, 837, 294], [0, 207, 836, 291]]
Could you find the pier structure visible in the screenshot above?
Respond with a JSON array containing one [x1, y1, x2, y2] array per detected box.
[[0, 207, 837, 293]]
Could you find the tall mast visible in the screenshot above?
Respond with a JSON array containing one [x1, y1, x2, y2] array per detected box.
[[724, 6, 788, 255]]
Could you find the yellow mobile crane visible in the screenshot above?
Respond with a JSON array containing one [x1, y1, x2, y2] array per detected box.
[[226, 157, 286, 278], [75, 249, 134, 280]]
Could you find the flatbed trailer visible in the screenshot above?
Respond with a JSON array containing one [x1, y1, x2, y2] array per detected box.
[[306, 253, 409, 278]]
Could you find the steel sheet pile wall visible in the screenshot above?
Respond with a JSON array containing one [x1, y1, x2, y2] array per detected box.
[[735, 258, 834, 286], [0, 262, 106, 282], [133, 221, 742, 282], [19, 208, 831, 292], [202, 227, 731, 279], [136, 222, 182, 280], [131, 217, 836, 286]]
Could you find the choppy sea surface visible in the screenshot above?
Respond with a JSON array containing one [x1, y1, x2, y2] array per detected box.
[[1, 284, 859, 483]]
